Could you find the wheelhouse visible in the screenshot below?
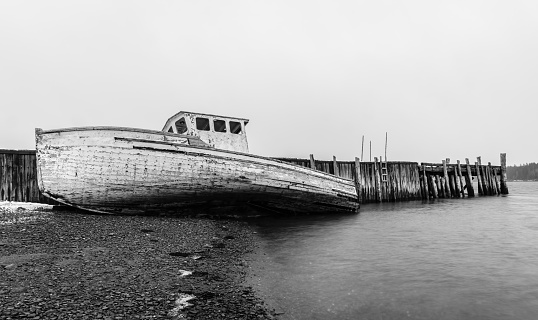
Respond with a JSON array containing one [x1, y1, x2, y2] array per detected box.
[[162, 111, 249, 153]]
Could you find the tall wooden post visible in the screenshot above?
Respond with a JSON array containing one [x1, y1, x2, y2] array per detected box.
[[446, 158, 456, 197], [493, 167, 501, 194], [478, 156, 488, 195], [309, 154, 316, 170], [442, 160, 451, 198], [488, 162, 498, 195], [354, 157, 362, 203], [422, 165, 429, 199], [465, 158, 475, 197], [439, 176, 446, 198], [456, 160, 464, 197], [475, 161, 483, 195], [454, 162, 461, 198], [374, 157, 382, 202], [333, 156, 339, 176], [500, 153, 509, 194], [430, 175, 438, 198]]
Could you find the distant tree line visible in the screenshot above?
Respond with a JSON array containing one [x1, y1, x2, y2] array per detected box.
[[506, 163, 538, 181]]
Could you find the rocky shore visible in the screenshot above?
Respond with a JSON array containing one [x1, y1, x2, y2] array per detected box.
[[0, 203, 275, 319]]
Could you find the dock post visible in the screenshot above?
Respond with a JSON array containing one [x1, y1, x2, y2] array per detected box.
[[484, 162, 493, 196], [333, 156, 339, 176], [374, 157, 382, 202], [475, 161, 483, 195], [422, 164, 429, 199], [493, 167, 501, 194], [456, 160, 464, 197], [354, 157, 362, 203], [488, 162, 498, 195], [477, 157, 488, 195], [430, 175, 438, 198], [465, 158, 475, 197], [439, 176, 446, 198], [454, 163, 461, 198], [500, 153, 509, 194], [309, 154, 316, 170], [442, 160, 451, 198]]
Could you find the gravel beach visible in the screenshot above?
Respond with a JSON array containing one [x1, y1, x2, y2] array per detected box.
[[0, 204, 275, 319]]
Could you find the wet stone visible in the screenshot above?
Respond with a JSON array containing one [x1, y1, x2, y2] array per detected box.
[[0, 210, 273, 319]]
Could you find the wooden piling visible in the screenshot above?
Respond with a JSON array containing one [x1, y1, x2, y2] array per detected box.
[[333, 156, 339, 176], [309, 154, 316, 170], [477, 157, 488, 195], [475, 161, 483, 195], [442, 160, 451, 198], [439, 176, 446, 198], [488, 162, 498, 195], [454, 164, 461, 198], [464, 158, 475, 197], [354, 157, 362, 203], [374, 157, 382, 202], [493, 167, 501, 195], [456, 160, 465, 197], [500, 153, 508, 194], [449, 174, 456, 197], [430, 175, 438, 198], [422, 165, 429, 199]]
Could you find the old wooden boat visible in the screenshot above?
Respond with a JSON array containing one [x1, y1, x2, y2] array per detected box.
[[35, 111, 360, 215]]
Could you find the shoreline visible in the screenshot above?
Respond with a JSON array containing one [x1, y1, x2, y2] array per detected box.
[[0, 207, 276, 319]]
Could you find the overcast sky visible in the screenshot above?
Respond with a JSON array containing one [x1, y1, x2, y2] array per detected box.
[[1, 1, 536, 165]]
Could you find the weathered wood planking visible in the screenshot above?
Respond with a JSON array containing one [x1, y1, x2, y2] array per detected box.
[[4, 145, 509, 207], [278, 155, 507, 203], [0, 150, 51, 203], [36, 128, 359, 214]]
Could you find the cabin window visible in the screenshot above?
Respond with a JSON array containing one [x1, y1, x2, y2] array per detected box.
[[175, 117, 188, 134], [196, 117, 210, 131], [230, 121, 242, 134], [214, 119, 226, 132]]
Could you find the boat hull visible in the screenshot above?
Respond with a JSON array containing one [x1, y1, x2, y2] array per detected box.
[[35, 127, 359, 215]]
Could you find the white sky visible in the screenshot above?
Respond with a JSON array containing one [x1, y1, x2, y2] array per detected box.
[[1, 1, 536, 165]]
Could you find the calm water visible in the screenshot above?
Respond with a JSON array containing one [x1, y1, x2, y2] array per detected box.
[[251, 182, 538, 319]]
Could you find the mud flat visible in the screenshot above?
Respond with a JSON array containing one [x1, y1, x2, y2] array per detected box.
[[0, 205, 275, 319]]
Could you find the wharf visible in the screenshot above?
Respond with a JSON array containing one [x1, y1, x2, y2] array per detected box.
[[1, 149, 508, 205], [277, 153, 508, 204]]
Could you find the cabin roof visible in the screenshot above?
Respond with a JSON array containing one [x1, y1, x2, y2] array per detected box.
[[166, 111, 249, 124]]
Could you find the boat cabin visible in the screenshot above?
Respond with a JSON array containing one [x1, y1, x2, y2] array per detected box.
[[162, 111, 249, 153]]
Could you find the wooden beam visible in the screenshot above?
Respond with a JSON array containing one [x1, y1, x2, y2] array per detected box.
[[475, 161, 483, 195], [442, 160, 451, 198], [477, 156, 488, 195], [354, 157, 362, 203], [456, 160, 464, 197], [430, 175, 438, 198], [500, 153, 509, 194], [333, 156, 340, 176], [374, 157, 382, 202], [422, 165, 429, 199], [465, 158, 475, 197], [309, 154, 316, 170]]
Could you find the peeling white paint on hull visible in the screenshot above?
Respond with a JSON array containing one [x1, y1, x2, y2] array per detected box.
[[35, 127, 359, 215]]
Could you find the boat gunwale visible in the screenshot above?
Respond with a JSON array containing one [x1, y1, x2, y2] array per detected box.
[[35, 126, 355, 183]]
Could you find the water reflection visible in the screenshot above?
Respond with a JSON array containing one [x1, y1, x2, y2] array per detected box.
[[251, 182, 538, 320]]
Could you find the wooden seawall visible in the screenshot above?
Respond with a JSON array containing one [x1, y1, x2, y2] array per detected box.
[[0, 150, 47, 203], [276, 153, 509, 204], [1, 149, 508, 205]]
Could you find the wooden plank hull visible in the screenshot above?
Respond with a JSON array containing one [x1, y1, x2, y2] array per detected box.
[[35, 127, 359, 215]]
